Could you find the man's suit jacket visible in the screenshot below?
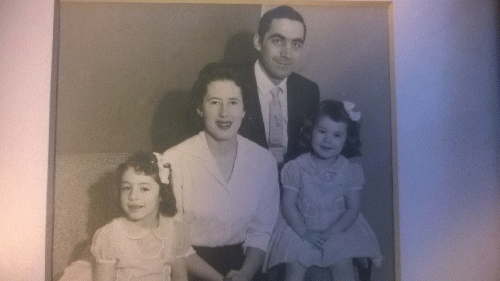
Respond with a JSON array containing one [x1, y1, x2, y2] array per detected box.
[[238, 65, 320, 163]]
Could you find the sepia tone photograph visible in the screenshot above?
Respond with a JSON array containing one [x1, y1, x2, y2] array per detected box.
[[49, 1, 394, 280]]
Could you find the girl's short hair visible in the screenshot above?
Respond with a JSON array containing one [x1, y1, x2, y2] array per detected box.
[[116, 152, 177, 217], [300, 100, 362, 158]]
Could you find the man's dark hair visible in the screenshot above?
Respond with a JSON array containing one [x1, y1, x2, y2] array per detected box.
[[257, 5, 306, 42]]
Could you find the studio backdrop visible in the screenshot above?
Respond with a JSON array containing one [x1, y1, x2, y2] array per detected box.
[[49, 2, 394, 280]]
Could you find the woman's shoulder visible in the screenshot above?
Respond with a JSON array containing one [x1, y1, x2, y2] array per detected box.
[[163, 133, 201, 153], [238, 135, 276, 162], [161, 133, 204, 160]]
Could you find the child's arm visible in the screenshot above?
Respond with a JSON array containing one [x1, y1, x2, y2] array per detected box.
[[321, 189, 361, 239], [186, 253, 224, 281], [282, 188, 324, 249], [170, 257, 188, 281]]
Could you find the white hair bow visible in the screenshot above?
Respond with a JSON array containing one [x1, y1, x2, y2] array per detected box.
[[343, 101, 361, 121], [153, 152, 171, 184]]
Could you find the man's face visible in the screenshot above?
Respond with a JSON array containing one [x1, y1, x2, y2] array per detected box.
[[254, 18, 305, 84]]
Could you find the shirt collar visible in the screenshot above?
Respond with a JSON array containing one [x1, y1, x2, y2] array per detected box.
[[184, 131, 244, 187], [254, 60, 287, 95]]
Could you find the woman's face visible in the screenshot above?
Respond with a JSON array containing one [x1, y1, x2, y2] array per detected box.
[[199, 79, 245, 142]]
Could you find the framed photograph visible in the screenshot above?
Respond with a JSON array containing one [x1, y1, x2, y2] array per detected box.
[[47, 1, 394, 280]]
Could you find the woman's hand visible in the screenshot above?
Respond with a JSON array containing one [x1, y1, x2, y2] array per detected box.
[[186, 254, 224, 281], [301, 229, 326, 249], [223, 247, 264, 281], [224, 269, 253, 281]]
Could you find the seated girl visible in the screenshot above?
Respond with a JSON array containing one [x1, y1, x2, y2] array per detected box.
[[91, 152, 193, 281]]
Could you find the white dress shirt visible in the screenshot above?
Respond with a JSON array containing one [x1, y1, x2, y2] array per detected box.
[[254, 61, 288, 150], [161, 132, 280, 252]]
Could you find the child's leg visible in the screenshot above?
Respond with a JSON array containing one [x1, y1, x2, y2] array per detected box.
[[284, 262, 307, 281], [329, 258, 355, 281]]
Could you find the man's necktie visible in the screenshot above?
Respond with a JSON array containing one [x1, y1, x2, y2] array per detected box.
[[268, 87, 285, 163]]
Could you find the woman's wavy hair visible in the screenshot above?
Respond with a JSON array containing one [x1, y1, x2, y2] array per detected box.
[[116, 152, 177, 217], [299, 100, 362, 158], [191, 62, 249, 111]]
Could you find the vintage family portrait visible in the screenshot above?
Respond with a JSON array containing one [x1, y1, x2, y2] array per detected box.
[[49, 2, 394, 280]]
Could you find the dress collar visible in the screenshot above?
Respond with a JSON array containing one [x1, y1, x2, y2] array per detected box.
[[117, 215, 172, 240], [297, 152, 348, 175]]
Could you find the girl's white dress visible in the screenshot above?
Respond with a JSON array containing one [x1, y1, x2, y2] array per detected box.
[[264, 153, 383, 270], [90, 215, 195, 281]]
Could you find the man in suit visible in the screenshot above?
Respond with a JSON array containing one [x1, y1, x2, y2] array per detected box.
[[237, 7, 322, 281], [239, 5, 320, 165]]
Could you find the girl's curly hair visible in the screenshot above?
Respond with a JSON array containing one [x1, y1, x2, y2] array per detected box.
[[116, 152, 177, 217], [299, 100, 362, 158]]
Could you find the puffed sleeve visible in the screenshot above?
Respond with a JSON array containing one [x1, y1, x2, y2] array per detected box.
[[280, 160, 302, 193], [90, 223, 118, 264], [172, 220, 196, 258], [344, 162, 365, 191]]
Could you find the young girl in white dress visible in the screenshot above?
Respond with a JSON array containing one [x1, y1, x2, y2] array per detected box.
[[91, 152, 195, 281], [264, 100, 382, 281]]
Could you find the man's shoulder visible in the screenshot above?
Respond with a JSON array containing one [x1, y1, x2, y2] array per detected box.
[[287, 72, 320, 101], [288, 72, 318, 87]]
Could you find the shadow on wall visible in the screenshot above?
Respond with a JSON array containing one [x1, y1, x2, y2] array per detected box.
[[55, 171, 122, 281], [222, 31, 259, 65], [150, 90, 201, 153], [150, 31, 258, 152]]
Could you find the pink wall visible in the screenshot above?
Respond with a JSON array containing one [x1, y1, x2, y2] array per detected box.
[[0, 0, 54, 280], [0, 0, 499, 280]]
